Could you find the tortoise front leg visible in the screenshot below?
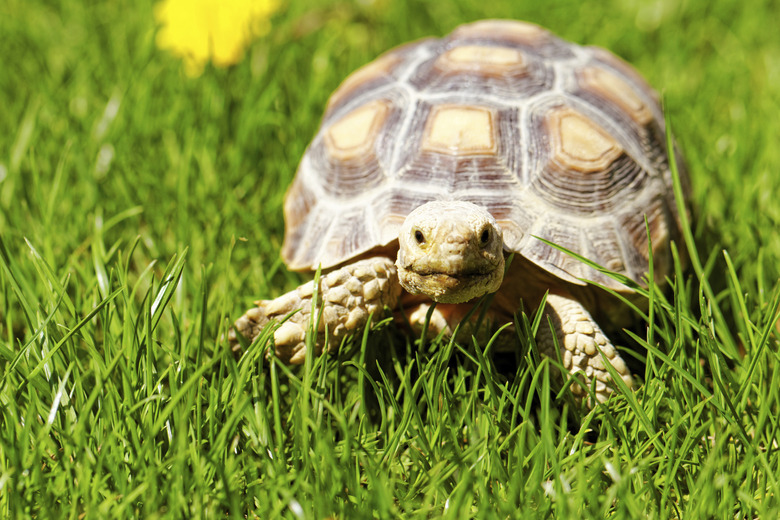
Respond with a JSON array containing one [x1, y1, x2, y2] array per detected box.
[[230, 257, 402, 363], [538, 293, 634, 403]]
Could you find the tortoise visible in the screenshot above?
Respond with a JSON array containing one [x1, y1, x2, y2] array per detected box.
[[231, 19, 686, 403]]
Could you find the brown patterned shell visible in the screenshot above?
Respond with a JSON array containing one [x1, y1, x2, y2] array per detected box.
[[281, 20, 684, 292]]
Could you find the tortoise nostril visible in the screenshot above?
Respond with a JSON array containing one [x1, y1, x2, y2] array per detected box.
[[480, 228, 490, 245], [445, 233, 468, 245]]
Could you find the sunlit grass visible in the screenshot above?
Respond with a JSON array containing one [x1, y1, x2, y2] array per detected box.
[[1, 0, 779, 517]]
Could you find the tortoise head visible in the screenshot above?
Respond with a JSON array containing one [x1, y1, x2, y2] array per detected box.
[[395, 201, 505, 303]]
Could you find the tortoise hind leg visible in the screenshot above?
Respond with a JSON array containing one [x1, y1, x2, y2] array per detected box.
[[538, 293, 634, 403], [230, 256, 402, 363]]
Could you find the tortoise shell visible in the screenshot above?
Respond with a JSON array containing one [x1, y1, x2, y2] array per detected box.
[[281, 20, 683, 292]]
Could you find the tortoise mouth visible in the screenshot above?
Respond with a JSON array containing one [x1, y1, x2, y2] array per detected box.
[[416, 270, 488, 288], [412, 266, 496, 279], [397, 264, 504, 304]]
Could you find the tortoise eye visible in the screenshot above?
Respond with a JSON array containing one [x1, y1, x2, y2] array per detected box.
[[414, 229, 426, 244], [480, 228, 490, 245]]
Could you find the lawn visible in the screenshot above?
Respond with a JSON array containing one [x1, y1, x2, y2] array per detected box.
[[1, 0, 780, 517]]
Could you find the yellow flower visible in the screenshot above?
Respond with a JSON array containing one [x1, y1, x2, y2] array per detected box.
[[155, 0, 280, 76]]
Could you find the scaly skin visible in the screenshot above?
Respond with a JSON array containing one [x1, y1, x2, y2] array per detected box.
[[232, 201, 633, 404], [229, 257, 401, 363], [538, 293, 634, 402]]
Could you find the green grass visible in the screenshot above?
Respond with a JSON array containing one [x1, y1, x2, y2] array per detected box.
[[2, 0, 780, 517]]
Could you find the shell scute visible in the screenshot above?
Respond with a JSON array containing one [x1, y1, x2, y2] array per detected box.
[[546, 106, 624, 173], [324, 100, 391, 160], [409, 43, 554, 98], [323, 41, 425, 117], [577, 66, 653, 126], [394, 101, 522, 195], [450, 19, 551, 44], [523, 100, 652, 218], [583, 223, 628, 275], [421, 104, 498, 156]]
